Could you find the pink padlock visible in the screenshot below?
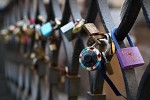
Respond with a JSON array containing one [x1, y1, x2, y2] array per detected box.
[[111, 28, 144, 69]]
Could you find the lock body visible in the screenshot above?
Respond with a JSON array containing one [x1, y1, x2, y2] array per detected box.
[[83, 23, 99, 35], [60, 21, 75, 41], [72, 19, 85, 33], [49, 43, 57, 51], [116, 47, 144, 69], [40, 22, 52, 37], [111, 28, 144, 69]]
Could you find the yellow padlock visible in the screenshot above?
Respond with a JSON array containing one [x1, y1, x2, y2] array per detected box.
[[38, 15, 46, 23], [72, 19, 85, 33], [49, 43, 57, 51]]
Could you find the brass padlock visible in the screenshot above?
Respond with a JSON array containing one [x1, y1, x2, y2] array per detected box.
[[83, 23, 99, 35], [49, 42, 57, 51], [38, 15, 46, 23], [35, 24, 42, 40], [35, 45, 45, 59], [55, 18, 61, 26], [13, 27, 21, 35], [22, 24, 34, 36], [61, 19, 85, 41], [49, 36, 57, 51], [72, 19, 85, 33], [52, 18, 61, 30], [102, 52, 114, 75], [83, 23, 104, 46]]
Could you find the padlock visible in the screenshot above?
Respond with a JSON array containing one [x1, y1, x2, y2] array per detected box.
[[55, 18, 61, 26], [86, 33, 109, 47], [111, 28, 144, 69], [16, 20, 24, 28], [49, 35, 57, 51], [0, 29, 9, 42], [13, 27, 21, 35], [38, 15, 46, 23], [35, 24, 42, 40], [22, 24, 34, 36], [72, 19, 85, 33], [38, 15, 53, 37], [83, 23, 105, 46], [0, 29, 9, 35], [61, 19, 85, 41], [83, 23, 99, 35], [110, 41, 116, 55], [49, 42, 57, 51], [35, 31, 40, 40], [52, 18, 61, 30], [60, 21, 75, 41], [79, 43, 102, 71], [99, 38, 114, 75], [87, 37, 96, 46], [34, 45, 45, 59], [40, 22, 53, 37], [8, 25, 16, 32]]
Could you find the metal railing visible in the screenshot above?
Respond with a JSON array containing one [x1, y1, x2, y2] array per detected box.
[[0, 0, 150, 100]]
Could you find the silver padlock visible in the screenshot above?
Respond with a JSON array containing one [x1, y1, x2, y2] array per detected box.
[[99, 39, 114, 75]]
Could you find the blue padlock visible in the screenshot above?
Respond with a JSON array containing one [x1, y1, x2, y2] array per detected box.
[[40, 22, 53, 37]]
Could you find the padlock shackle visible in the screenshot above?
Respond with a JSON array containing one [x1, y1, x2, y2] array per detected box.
[[127, 34, 135, 47], [99, 38, 110, 54], [111, 28, 135, 50]]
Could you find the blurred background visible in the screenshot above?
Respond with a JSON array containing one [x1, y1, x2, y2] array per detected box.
[[0, 0, 150, 100]]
